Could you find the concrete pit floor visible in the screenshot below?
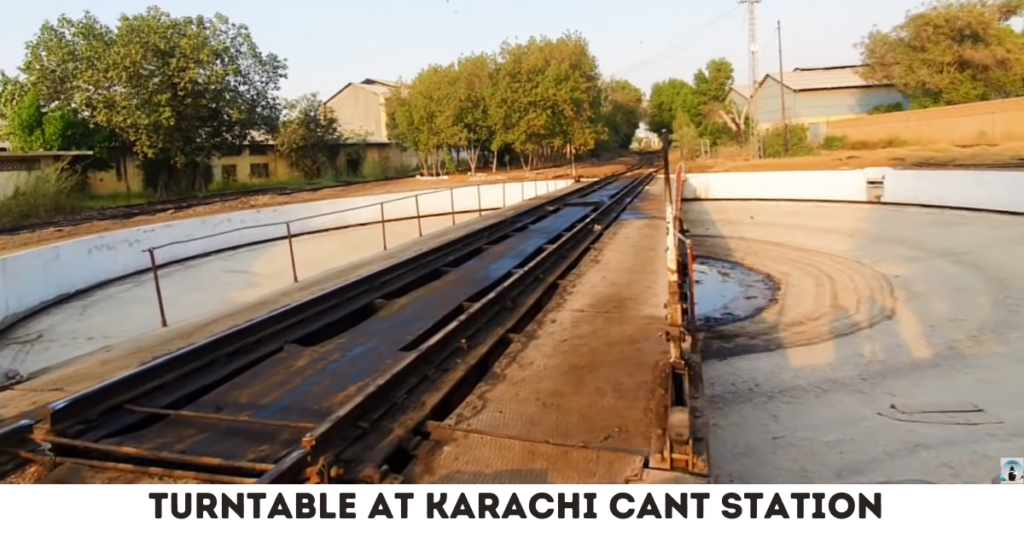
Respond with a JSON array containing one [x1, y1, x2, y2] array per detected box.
[[688, 200, 1024, 484], [0, 212, 487, 377]]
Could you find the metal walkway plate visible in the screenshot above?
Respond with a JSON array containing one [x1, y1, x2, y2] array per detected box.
[[440, 188, 668, 455], [97, 207, 594, 463]]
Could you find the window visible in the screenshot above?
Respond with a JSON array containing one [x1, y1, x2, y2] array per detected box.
[[221, 164, 237, 182], [249, 163, 270, 179]]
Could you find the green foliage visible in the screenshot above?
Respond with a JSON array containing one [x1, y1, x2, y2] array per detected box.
[[761, 124, 814, 158], [600, 79, 645, 150], [647, 58, 744, 148], [868, 102, 906, 115], [10, 7, 287, 197], [388, 32, 614, 175], [670, 112, 701, 160], [275, 93, 341, 180], [859, 0, 1024, 108], [820, 134, 850, 150]]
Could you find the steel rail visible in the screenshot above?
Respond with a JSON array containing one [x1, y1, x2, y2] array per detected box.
[[0, 162, 651, 483], [260, 174, 654, 483]]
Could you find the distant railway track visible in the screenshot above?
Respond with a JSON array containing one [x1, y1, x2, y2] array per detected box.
[[0, 176, 408, 236], [0, 162, 656, 484]]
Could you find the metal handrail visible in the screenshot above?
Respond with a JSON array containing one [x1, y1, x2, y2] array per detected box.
[[142, 178, 568, 328]]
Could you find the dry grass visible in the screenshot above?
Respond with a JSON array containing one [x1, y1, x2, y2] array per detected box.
[[677, 142, 1024, 173]]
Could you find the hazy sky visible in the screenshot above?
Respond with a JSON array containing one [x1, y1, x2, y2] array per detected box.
[[0, 0, 926, 98]]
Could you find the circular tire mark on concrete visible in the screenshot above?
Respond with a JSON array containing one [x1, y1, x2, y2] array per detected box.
[[693, 235, 897, 360]]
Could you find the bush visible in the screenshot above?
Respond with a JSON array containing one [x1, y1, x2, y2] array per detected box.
[[821, 134, 849, 150], [761, 123, 814, 158], [0, 170, 86, 226], [868, 102, 905, 115]]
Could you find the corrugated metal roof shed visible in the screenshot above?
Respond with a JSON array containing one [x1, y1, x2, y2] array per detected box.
[[360, 78, 398, 88], [731, 84, 752, 99], [768, 65, 877, 91], [356, 83, 392, 97], [730, 65, 887, 97]]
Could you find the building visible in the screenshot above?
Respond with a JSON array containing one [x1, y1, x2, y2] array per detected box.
[[730, 65, 908, 132], [0, 151, 92, 199], [322, 78, 419, 172]]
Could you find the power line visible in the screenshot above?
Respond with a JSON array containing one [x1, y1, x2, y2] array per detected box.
[[612, 5, 746, 77]]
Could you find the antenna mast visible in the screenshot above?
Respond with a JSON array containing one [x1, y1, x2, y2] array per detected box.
[[744, 0, 761, 158]]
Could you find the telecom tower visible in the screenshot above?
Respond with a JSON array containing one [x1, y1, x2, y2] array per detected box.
[[745, 0, 761, 158]]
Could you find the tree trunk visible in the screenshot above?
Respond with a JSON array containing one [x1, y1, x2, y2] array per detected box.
[[570, 145, 577, 180]]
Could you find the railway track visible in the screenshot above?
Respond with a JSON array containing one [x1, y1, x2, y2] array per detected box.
[[0, 177, 405, 236], [0, 166, 656, 484]]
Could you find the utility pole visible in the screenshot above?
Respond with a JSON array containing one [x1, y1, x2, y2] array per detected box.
[[744, 0, 761, 159], [777, 20, 789, 155]]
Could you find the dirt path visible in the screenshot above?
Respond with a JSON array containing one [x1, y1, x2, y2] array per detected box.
[[0, 159, 633, 256], [677, 142, 1024, 173]]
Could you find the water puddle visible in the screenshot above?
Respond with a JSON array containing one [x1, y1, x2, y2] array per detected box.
[[693, 256, 776, 328]]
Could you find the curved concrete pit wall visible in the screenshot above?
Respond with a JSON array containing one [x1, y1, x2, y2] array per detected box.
[[0, 179, 575, 329], [685, 167, 1024, 214]]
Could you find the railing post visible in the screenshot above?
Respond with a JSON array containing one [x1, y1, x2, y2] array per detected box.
[[414, 194, 423, 237], [379, 202, 388, 250], [285, 222, 298, 283], [501, 181, 506, 208], [521, 180, 525, 202], [449, 188, 456, 226], [476, 183, 483, 216], [147, 248, 168, 329]]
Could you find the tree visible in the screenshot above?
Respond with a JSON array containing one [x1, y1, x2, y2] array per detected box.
[[15, 8, 287, 196], [275, 93, 341, 180], [0, 85, 113, 173], [647, 58, 740, 145], [452, 53, 496, 174], [601, 79, 645, 150], [386, 31, 614, 175], [859, 0, 1024, 108], [646, 78, 693, 134]]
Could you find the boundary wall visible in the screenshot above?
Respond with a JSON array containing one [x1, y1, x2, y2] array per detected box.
[[685, 168, 1024, 214], [0, 179, 575, 329]]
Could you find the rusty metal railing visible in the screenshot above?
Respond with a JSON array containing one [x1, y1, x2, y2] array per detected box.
[[143, 178, 570, 328]]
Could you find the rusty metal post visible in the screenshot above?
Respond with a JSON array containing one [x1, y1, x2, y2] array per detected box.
[[379, 203, 388, 250], [476, 183, 483, 216], [449, 188, 456, 226], [285, 222, 299, 283], [686, 237, 697, 333], [147, 249, 168, 328], [661, 130, 684, 362], [414, 194, 423, 237]]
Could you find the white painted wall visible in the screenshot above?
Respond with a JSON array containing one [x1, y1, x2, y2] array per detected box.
[[883, 170, 1024, 213], [686, 168, 1024, 214], [0, 179, 574, 328], [684, 170, 869, 201]]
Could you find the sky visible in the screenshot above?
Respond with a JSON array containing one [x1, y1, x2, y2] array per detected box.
[[0, 0, 928, 99]]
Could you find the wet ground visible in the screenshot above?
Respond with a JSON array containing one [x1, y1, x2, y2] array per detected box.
[[693, 256, 776, 329]]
